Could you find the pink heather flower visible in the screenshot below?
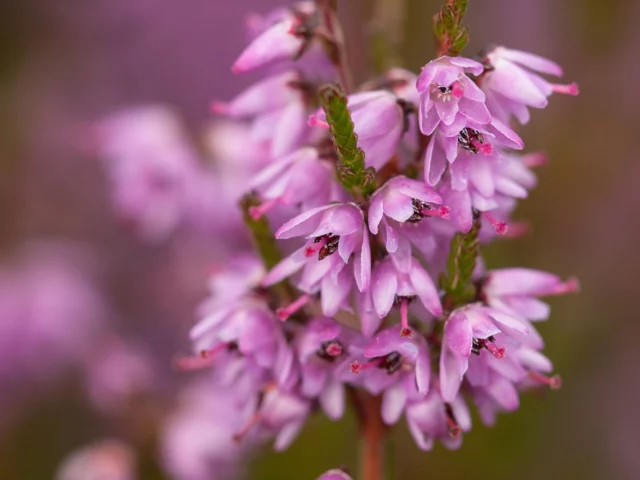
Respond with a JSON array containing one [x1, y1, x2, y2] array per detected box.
[[481, 46, 579, 124], [56, 439, 135, 480], [405, 388, 471, 451], [92, 106, 207, 242], [234, 386, 311, 451], [350, 326, 431, 398], [310, 90, 405, 170], [161, 381, 253, 480], [416, 56, 490, 136], [318, 469, 353, 480], [263, 203, 371, 304], [212, 71, 309, 157], [294, 317, 362, 420], [84, 339, 156, 415], [370, 257, 442, 336], [439, 303, 531, 402], [425, 117, 524, 187], [369, 176, 447, 254], [231, 2, 316, 74], [481, 268, 579, 321], [248, 147, 338, 220]]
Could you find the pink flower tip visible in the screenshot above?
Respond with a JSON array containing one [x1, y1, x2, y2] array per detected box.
[[438, 206, 451, 220], [276, 308, 290, 321], [325, 342, 343, 357], [349, 360, 362, 374], [308, 115, 330, 129], [494, 221, 508, 235], [562, 277, 580, 294], [231, 62, 248, 75], [549, 374, 563, 390], [522, 152, 549, 168], [451, 81, 464, 99], [478, 143, 494, 156], [400, 327, 413, 338], [210, 100, 229, 115], [552, 82, 579, 96], [503, 221, 529, 238]]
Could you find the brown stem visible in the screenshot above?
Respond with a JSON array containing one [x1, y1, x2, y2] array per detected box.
[[358, 393, 387, 480], [316, 0, 353, 92]]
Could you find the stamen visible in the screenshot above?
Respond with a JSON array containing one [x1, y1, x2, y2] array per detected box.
[[483, 212, 508, 235], [551, 82, 579, 96], [276, 293, 311, 321], [308, 115, 330, 128], [529, 372, 562, 390], [501, 221, 529, 238], [399, 297, 412, 338], [549, 277, 580, 295], [248, 197, 281, 221], [233, 411, 263, 443]]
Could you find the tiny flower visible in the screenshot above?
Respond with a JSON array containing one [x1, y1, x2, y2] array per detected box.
[[233, 386, 311, 451], [439, 303, 530, 402], [56, 439, 135, 480], [424, 118, 524, 187], [481, 46, 579, 124], [231, 3, 316, 74], [416, 56, 490, 136], [405, 388, 471, 451], [370, 257, 443, 336], [351, 326, 431, 398], [481, 267, 579, 321], [248, 147, 337, 220], [369, 176, 447, 253], [317, 469, 353, 480], [263, 203, 371, 301], [310, 90, 405, 170], [295, 317, 362, 419]]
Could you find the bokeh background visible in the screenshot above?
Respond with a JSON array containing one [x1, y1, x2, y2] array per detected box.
[[0, 0, 637, 478]]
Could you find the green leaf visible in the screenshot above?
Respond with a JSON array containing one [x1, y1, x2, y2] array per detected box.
[[319, 84, 377, 199], [441, 214, 481, 308], [433, 0, 470, 57], [240, 193, 284, 270]]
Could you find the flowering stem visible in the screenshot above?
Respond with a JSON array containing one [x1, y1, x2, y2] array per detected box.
[[433, 0, 470, 57], [350, 389, 387, 480], [316, 0, 353, 92]]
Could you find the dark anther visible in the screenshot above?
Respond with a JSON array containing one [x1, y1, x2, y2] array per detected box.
[[458, 127, 485, 154], [377, 351, 403, 375], [471, 338, 482, 355], [408, 199, 430, 223], [316, 234, 340, 260]]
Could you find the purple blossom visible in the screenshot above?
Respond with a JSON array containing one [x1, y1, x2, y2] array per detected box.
[[369, 176, 448, 254], [439, 303, 532, 402], [56, 439, 135, 480], [424, 117, 524, 188], [369, 257, 442, 336], [263, 203, 371, 313], [481, 46, 579, 124], [248, 147, 338, 220], [310, 90, 406, 170], [417, 56, 490, 136], [231, 2, 316, 74], [405, 388, 471, 451]]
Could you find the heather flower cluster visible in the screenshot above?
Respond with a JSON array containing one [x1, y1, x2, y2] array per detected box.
[[90, 1, 579, 478]]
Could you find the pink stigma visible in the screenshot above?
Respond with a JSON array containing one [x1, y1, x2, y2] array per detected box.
[[276, 294, 311, 321], [529, 372, 562, 390], [419, 205, 450, 219], [308, 115, 330, 129], [552, 82, 579, 96], [474, 141, 493, 156], [450, 81, 464, 99], [248, 197, 281, 221], [502, 221, 529, 238], [399, 298, 412, 337], [304, 237, 328, 257], [480, 339, 506, 359], [325, 341, 343, 357], [522, 152, 549, 168], [210, 100, 229, 115], [483, 213, 508, 235]]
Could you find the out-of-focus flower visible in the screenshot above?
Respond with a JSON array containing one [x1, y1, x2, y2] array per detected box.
[[56, 439, 135, 480], [310, 90, 406, 169], [317, 469, 353, 480], [481, 46, 579, 124]]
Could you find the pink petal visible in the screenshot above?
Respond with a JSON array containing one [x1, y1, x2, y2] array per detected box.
[[409, 263, 442, 316], [381, 384, 407, 425], [496, 47, 563, 76], [368, 193, 384, 234], [276, 205, 334, 239], [371, 260, 398, 317], [262, 247, 306, 286], [424, 137, 447, 186]]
